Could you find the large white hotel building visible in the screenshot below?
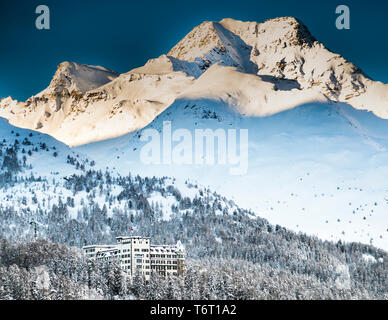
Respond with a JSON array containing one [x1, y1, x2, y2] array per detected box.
[[83, 236, 185, 280]]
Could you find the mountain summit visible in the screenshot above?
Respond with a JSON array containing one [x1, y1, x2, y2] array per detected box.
[[40, 62, 119, 96], [0, 17, 387, 145]]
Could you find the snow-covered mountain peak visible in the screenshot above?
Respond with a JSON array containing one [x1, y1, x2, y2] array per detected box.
[[168, 20, 258, 75], [219, 16, 316, 48], [0, 17, 387, 147], [165, 17, 383, 107], [218, 17, 387, 115], [259, 17, 316, 47], [247, 18, 367, 98], [168, 21, 220, 62], [37, 61, 119, 97], [167, 17, 317, 76], [0, 96, 18, 109]]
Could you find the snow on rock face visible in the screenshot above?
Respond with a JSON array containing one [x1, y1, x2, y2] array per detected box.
[[167, 16, 376, 108], [52, 69, 194, 146], [0, 61, 194, 146], [189, 17, 387, 117], [39, 61, 119, 95], [220, 17, 370, 103], [130, 54, 202, 79], [168, 21, 258, 75], [0, 62, 119, 145]]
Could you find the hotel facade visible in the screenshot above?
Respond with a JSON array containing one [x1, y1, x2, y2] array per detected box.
[[83, 236, 185, 280]]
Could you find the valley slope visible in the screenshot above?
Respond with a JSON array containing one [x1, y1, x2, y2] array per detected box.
[[1, 17, 388, 250]]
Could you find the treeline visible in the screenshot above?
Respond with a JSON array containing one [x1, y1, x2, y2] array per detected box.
[[0, 239, 385, 300]]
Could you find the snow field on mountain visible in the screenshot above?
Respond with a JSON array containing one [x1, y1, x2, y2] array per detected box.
[[76, 99, 388, 249]]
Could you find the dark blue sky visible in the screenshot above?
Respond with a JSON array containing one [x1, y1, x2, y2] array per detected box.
[[0, 0, 387, 101]]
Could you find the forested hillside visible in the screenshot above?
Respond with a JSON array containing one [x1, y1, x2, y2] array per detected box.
[[0, 170, 386, 300]]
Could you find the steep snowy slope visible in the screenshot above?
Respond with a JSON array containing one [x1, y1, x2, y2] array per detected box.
[[39, 62, 119, 95], [0, 117, 89, 178], [0, 118, 211, 242], [77, 97, 388, 250], [0, 61, 193, 146], [168, 20, 258, 74], [0, 62, 118, 145], [1, 17, 386, 146], [177, 64, 328, 116]]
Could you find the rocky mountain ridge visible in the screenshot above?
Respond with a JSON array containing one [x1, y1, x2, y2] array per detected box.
[[0, 17, 387, 146]]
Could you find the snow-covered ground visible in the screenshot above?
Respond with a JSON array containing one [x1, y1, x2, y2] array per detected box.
[[0, 117, 87, 178], [77, 99, 388, 250]]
